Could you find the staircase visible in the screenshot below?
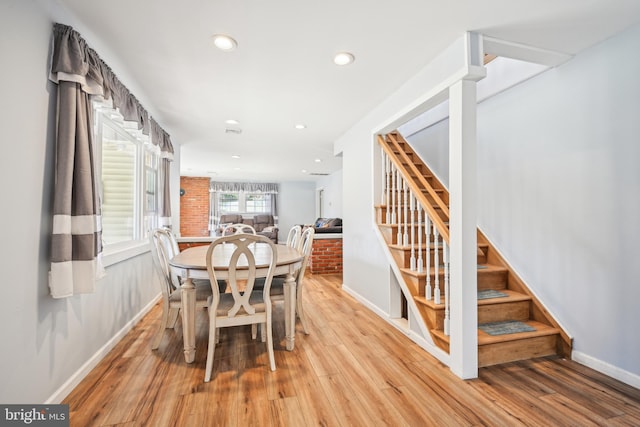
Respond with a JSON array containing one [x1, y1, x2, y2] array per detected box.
[[376, 131, 572, 367]]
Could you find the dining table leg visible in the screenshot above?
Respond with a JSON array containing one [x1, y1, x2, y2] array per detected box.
[[181, 277, 196, 363], [283, 272, 297, 351]]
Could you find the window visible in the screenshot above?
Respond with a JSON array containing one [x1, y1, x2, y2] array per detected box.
[[95, 102, 161, 247], [217, 191, 271, 214]]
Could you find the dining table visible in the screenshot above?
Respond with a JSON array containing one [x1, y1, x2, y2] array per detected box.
[[169, 241, 304, 363]]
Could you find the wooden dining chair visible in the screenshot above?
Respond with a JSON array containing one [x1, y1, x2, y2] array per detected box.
[[285, 225, 302, 248], [149, 228, 212, 350], [204, 234, 278, 382], [257, 226, 315, 335]]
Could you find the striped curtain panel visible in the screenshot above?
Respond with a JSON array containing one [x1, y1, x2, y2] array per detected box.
[[49, 80, 105, 297], [48, 24, 174, 297]]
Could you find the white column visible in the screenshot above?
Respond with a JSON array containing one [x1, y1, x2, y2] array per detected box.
[[448, 79, 478, 379]]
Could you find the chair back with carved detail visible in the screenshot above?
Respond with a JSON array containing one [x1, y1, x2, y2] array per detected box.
[[204, 233, 277, 382]]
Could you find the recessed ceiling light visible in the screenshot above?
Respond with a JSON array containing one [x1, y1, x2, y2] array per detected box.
[[295, 124, 307, 129], [334, 52, 355, 66], [231, 155, 240, 159], [301, 169, 308, 173], [314, 158, 322, 163], [226, 119, 240, 125], [212, 34, 237, 51]]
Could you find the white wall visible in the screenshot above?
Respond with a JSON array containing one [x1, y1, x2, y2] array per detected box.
[[316, 169, 343, 219], [276, 181, 316, 242], [0, 0, 178, 403], [406, 25, 640, 382]]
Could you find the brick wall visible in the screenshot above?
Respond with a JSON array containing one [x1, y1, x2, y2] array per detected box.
[[180, 177, 210, 237], [309, 237, 343, 274]]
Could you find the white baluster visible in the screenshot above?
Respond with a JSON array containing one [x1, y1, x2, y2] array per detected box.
[[381, 147, 386, 206], [409, 193, 416, 270], [390, 163, 396, 224], [444, 242, 450, 336], [425, 214, 431, 299], [433, 223, 441, 305], [396, 172, 402, 245], [403, 179, 409, 246], [385, 156, 391, 224], [417, 205, 424, 273]]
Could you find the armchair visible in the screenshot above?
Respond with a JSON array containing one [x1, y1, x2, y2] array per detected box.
[[253, 214, 278, 243]]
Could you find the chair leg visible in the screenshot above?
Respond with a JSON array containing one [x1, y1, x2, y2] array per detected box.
[[167, 307, 180, 328], [296, 285, 310, 334], [251, 324, 258, 340], [151, 301, 171, 350], [265, 318, 276, 371], [205, 318, 218, 382]]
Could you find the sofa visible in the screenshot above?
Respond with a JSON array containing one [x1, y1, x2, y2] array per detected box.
[[216, 214, 279, 243], [312, 217, 342, 233]]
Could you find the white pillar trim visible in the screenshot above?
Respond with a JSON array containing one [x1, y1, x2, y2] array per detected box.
[[448, 79, 479, 379]]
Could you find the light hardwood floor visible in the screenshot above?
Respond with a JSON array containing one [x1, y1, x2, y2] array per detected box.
[[64, 273, 640, 426]]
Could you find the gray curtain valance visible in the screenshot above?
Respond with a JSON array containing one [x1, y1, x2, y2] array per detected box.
[[49, 23, 173, 157], [209, 181, 279, 194]]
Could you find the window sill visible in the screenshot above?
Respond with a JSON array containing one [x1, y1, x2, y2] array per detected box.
[[102, 240, 150, 267]]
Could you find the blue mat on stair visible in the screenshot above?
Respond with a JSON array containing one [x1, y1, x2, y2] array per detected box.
[[479, 320, 535, 336], [477, 289, 508, 300]]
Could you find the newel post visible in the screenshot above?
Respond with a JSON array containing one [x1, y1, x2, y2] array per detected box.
[[448, 78, 479, 379]]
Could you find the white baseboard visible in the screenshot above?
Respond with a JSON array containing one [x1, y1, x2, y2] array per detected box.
[[45, 294, 161, 404], [342, 283, 450, 366], [572, 351, 640, 389]]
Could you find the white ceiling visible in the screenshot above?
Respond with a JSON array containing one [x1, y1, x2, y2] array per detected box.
[[58, 0, 640, 182]]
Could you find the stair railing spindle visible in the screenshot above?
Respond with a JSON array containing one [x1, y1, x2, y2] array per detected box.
[[385, 155, 391, 223], [390, 163, 396, 225], [396, 171, 402, 245], [409, 192, 416, 270], [381, 147, 386, 206], [425, 214, 431, 299], [403, 179, 409, 246], [433, 222, 441, 305], [417, 205, 424, 273], [443, 242, 450, 336]]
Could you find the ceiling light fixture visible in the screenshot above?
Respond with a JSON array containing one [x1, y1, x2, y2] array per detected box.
[[231, 155, 240, 159], [226, 119, 240, 125], [333, 51, 355, 66], [301, 169, 308, 173], [212, 34, 238, 51], [295, 124, 307, 129], [314, 158, 322, 163]]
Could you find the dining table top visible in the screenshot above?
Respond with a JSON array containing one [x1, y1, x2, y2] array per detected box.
[[169, 242, 303, 271]]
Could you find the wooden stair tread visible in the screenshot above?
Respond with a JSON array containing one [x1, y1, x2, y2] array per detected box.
[[430, 321, 560, 345], [477, 289, 531, 305], [401, 263, 508, 278], [478, 321, 560, 345], [415, 289, 530, 310]]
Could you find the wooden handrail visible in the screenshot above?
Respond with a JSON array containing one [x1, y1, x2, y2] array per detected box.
[[386, 133, 450, 219], [378, 134, 450, 243]]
